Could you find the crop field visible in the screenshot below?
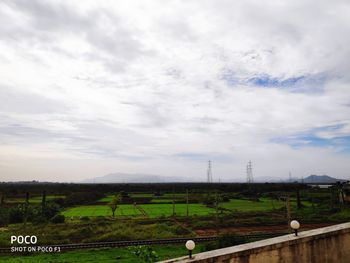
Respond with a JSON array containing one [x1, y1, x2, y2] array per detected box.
[[62, 204, 142, 217], [219, 198, 285, 211], [63, 197, 294, 218], [62, 203, 215, 218], [6, 195, 65, 204], [98, 193, 186, 203], [139, 203, 214, 217], [150, 199, 174, 203]]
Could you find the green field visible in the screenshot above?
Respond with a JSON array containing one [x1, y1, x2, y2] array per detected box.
[[150, 199, 173, 203], [63, 198, 288, 218], [62, 203, 215, 218], [62, 204, 142, 217], [219, 198, 284, 211], [98, 193, 186, 203], [0, 244, 204, 263], [6, 195, 65, 204], [140, 204, 214, 217]]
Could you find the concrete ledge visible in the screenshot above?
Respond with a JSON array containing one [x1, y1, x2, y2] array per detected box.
[[159, 222, 350, 263]]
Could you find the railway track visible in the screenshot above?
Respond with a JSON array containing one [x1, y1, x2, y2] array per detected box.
[[0, 232, 286, 253]]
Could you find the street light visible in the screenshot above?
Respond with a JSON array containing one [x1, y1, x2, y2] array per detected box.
[[290, 220, 300, 236], [185, 240, 196, 259]]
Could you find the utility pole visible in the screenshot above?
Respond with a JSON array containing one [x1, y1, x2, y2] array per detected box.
[[24, 192, 29, 229], [186, 189, 189, 218], [42, 190, 46, 215], [286, 195, 291, 232], [289, 171, 292, 183], [172, 188, 175, 216], [215, 191, 219, 235]]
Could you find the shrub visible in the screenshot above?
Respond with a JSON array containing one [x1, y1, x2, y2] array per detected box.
[[51, 214, 65, 224], [9, 207, 23, 223], [0, 208, 9, 226], [129, 246, 158, 263]]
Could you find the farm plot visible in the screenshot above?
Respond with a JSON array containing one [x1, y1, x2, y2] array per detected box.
[[220, 198, 285, 212], [6, 195, 65, 204], [62, 203, 215, 218], [62, 204, 142, 217], [139, 204, 215, 218]]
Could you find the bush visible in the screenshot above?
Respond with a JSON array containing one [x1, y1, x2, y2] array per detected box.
[[129, 246, 158, 263], [0, 208, 9, 226], [204, 234, 247, 251], [174, 226, 191, 235], [218, 234, 247, 247], [32, 215, 47, 225], [9, 207, 23, 223], [51, 214, 65, 224], [43, 202, 61, 219]]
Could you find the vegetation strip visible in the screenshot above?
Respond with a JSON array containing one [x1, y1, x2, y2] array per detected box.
[[0, 233, 286, 253]]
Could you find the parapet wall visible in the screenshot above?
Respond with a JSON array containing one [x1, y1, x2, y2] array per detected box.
[[160, 222, 350, 263]]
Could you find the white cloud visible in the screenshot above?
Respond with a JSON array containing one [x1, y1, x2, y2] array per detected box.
[[0, 0, 350, 181]]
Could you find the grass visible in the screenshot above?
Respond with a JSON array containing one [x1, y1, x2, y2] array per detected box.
[[219, 198, 285, 212], [129, 193, 155, 198], [0, 220, 184, 246], [98, 193, 186, 203], [62, 203, 215, 218], [64, 198, 290, 218], [0, 244, 205, 263], [5, 196, 65, 204], [98, 196, 117, 203], [62, 205, 142, 217], [150, 199, 173, 203], [140, 204, 214, 218]]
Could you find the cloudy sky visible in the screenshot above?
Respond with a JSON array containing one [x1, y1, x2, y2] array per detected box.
[[1, 0, 350, 182]]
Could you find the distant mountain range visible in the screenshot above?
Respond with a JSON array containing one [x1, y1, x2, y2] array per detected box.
[[82, 173, 348, 184], [81, 173, 188, 183], [300, 175, 347, 184], [255, 174, 347, 183]]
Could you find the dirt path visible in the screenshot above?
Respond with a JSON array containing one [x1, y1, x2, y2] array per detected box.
[[134, 204, 148, 217], [195, 223, 334, 236]]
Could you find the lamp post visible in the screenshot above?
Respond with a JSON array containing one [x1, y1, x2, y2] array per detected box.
[[185, 240, 195, 259], [290, 220, 300, 236]]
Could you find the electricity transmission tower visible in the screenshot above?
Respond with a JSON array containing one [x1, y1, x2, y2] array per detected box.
[[246, 160, 253, 183], [289, 171, 292, 183], [207, 160, 213, 183]]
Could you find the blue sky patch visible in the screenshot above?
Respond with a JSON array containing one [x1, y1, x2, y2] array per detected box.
[[248, 75, 305, 87], [220, 70, 327, 94], [271, 125, 350, 153]]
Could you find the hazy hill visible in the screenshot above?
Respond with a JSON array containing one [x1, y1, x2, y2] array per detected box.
[[81, 173, 187, 183], [302, 175, 346, 183]]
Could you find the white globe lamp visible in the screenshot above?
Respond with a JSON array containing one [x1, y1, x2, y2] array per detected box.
[[290, 220, 300, 236], [185, 240, 196, 259]]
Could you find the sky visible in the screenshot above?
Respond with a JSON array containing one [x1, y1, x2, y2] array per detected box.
[[0, 0, 350, 182]]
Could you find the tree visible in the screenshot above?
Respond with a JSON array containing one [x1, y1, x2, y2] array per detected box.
[[51, 214, 65, 224], [23, 192, 29, 228], [0, 192, 5, 206], [108, 194, 121, 218], [42, 190, 46, 215]]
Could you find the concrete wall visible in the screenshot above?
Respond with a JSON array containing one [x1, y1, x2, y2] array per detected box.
[[160, 222, 350, 263]]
